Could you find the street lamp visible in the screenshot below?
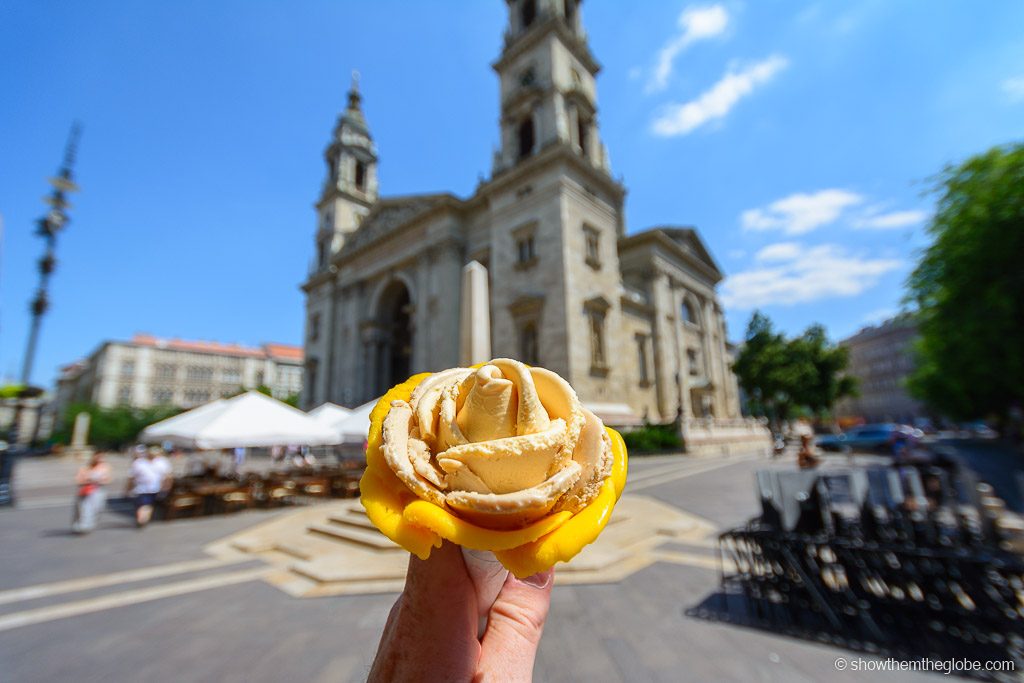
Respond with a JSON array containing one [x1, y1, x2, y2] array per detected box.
[[19, 123, 81, 388]]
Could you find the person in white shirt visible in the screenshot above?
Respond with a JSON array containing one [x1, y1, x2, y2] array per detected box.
[[128, 447, 169, 527]]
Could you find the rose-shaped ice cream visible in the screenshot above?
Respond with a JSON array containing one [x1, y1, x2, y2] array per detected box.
[[360, 359, 628, 577]]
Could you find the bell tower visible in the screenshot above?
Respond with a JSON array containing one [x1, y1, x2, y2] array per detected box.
[[313, 72, 379, 272], [492, 0, 610, 176]]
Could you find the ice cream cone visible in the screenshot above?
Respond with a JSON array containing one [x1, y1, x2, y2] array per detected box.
[[462, 547, 509, 637]]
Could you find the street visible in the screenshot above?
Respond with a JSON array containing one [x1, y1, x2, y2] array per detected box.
[[0, 451, 948, 683]]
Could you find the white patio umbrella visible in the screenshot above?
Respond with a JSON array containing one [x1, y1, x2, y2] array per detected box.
[[331, 398, 379, 444], [309, 402, 351, 425], [139, 391, 340, 449], [140, 398, 228, 442]]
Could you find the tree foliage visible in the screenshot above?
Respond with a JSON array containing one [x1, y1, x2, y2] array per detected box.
[[52, 403, 182, 450], [732, 312, 856, 426], [907, 143, 1024, 422]]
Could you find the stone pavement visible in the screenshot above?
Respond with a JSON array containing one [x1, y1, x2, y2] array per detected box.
[[0, 452, 942, 682]]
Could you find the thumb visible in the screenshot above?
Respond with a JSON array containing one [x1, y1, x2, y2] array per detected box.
[[477, 570, 553, 682]]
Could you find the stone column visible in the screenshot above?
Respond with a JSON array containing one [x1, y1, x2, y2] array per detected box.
[[413, 257, 431, 372], [435, 237, 465, 369], [359, 323, 384, 402], [648, 271, 677, 422], [459, 261, 492, 366]]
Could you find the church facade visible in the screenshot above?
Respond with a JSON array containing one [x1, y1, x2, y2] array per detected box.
[[302, 0, 768, 453]]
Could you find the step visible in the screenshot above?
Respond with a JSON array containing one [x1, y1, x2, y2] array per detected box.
[[290, 554, 408, 584], [327, 512, 379, 531], [308, 522, 399, 550]]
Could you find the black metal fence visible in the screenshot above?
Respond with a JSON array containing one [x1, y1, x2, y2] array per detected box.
[[715, 462, 1024, 676]]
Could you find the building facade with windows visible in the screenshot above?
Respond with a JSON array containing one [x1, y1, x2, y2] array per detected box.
[[54, 334, 303, 422], [835, 315, 925, 424], [303, 0, 764, 451]]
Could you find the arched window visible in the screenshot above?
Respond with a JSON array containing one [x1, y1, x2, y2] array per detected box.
[[681, 298, 699, 325], [517, 117, 535, 160], [521, 0, 536, 29], [520, 322, 539, 365], [354, 160, 366, 191]]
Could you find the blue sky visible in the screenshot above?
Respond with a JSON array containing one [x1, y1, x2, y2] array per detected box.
[[2, 1, 1023, 388]]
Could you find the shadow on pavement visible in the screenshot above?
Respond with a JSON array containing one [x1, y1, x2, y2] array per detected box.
[[685, 589, 1019, 681]]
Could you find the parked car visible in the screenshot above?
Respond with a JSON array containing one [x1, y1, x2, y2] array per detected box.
[[815, 423, 918, 454]]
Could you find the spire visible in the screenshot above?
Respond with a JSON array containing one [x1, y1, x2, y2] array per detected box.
[[347, 70, 362, 112]]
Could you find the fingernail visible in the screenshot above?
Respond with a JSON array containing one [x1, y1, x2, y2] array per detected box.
[[519, 569, 553, 589]]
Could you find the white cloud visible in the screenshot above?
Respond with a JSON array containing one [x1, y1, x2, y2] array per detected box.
[[742, 190, 928, 234], [721, 243, 903, 309], [647, 5, 729, 93], [652, 55, 788, 136], [853, 209, 928, 230], [754, 242, 802, 262], [1002, 75, 1024, 102], [741, 189, 862, 235]]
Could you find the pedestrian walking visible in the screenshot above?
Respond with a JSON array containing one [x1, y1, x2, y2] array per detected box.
[[71, 453, 111, 534], [128, 448, 163, 527]]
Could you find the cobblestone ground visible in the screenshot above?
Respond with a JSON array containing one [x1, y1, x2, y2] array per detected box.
[[0, 452, 942, 683]]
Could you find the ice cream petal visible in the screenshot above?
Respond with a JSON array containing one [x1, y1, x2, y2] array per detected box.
[[437, 418, 567, 494], [489, 359, 551, 435], [445, 461, 582, 529], [381, 400, 447, 507], [555, 409, 613, 512], [456, 365, 517, 442], [410, 367, 472, 447]]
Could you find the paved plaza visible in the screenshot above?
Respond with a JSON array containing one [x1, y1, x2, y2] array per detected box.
[[0, 453, 942, 682]]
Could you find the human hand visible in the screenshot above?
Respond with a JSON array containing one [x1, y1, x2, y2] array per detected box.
[[368, 541, 554, 683]]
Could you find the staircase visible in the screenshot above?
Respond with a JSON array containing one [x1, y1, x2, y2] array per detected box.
[[206, 495, 719, 598]]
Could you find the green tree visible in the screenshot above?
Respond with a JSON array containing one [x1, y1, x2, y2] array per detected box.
[[789, 324, 858, 417], [907, 143, 1024, 423], [53, 403, 182, 449], [732, 312, 856, 428]]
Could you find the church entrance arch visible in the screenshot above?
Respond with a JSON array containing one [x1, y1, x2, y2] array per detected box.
[[373, 279, 414, 396]]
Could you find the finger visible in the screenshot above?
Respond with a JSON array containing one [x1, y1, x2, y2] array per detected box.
[[478, 569, 553, 682], [368, 542, 481, 683], [402, 541, 476, 629]]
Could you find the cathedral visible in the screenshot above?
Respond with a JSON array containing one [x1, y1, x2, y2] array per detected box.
[[302, 0, 768, 453]]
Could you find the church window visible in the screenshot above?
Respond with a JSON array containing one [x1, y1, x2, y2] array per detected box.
[[577, 115, 589, 158], [687, 348, 700, 376], [317, 241, 327, 269], [636, 334, 650, 385], [306, 359, 319, 406], [588, 309, 607, 370], [681, 298, 699, 326], [355, 160, 366, 191], [583, 224, 601, 269], [309, 313, 321, 342], [520, 322, 539, 365], [564, 0, 576, 23], [520, 67, 536, 87], [517, 116, 535, 160], [516, 234, 536, 266], [521, 0, 536, 29]]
